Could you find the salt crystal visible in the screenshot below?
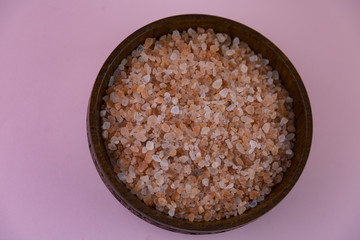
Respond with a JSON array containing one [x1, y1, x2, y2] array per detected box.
[[146, 141, 154, 150], [170, 51, 178, 60], [219, 88, 229, 98], [142, 74, 151, 84], [172, 97, 178, 105], [201, 43, 207, 51], [110, 136, 119, 144], [102, 130, 108, 139], [130, 145, 139, 152], [100, 110, 107, 117], [249, 140, 257, 149], [247, 95, 254, 102], [262, 123, 270, 133], [160, 159, 169, 167], [164, 132, 176, 140], [226, 183, 234, 189], [272, 70, 279, 80], [237, 205, 246, 215], [232, 116, 239, 122], [121, 99, 129, 106], [233, 37, 240, 45], [108, 143, 117, 151], [212, 79, 223, 89], [216, 33, 226, 43], [152, 155, 161, 162], [102, 122, 110, 130], [225, 49, 235, 56], [280, 117, 288, 126], [249, 55, 258, 62], [170, 106, 180, 114], [249, 200, 257, 208], [147, 115, 158, 125], [200, 127, 210, 135], [278, 134, 286, 142], [212, 161, 220, 168], [158, 197, 167, 206], [263, 58, 269, 66], [164, 92, 171, 102], [236, 87, 244, 93], [241, 116, 254, 123], [168, 209, 175, 217], [241, 64, 248, 73], [286, 133, 295, 140], [189, 151, 196, 160], [225, 139, 233, 148], [248, 169, 255, 179], [226, 104, 236, 111]]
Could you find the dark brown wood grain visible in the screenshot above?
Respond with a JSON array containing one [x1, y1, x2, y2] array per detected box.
[[86, 14, 313, 234]]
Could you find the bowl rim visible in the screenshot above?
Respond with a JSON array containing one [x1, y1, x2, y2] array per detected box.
[[87, 14, 313, 234]]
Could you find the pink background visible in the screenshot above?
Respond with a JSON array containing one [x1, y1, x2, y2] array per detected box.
[[1, 0, 360, 239]]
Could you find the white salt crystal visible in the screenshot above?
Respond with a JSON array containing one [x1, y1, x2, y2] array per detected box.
[[110, 92, 118, 103], [202, 178, 209, 186], [146, 141, 154, 150], [121, 99, 129, 106], [272, 70, 279, 80], [152, 155, 161, 162], [201, 127, 210, 135], [280, 117, 288, 126], [278, 134, 286, 142], [164, 92, 171, 102], [216, 33, 226, 43], [236, 87, 244, 93], [219, 88, 229, 98], [100, 110, 106, 117], [110, 136, 119, 144], [226, 104, 236, 111], [189, 151, 196, 161], [168, 209, 175, 217], [249, 55, 258, 62], [142, 74, 151, 84], [286, 133, 295, 140], [170, 51, 178, 60], [247, 95, 254, 102], [172, 97, 178, 105], [233, 37, 240, 45], [262, 123, 270, 133], [102, 122, 110, 130], [241, 64, 248, 73], [226, 183, 234, 189], [160, 160, 169, 167], [170, 106, 180, 114], [108, 143, 117, 151], [225, 49, 235, 56], [249, 140, 257, 149], [201, 43, 207, 51], [213, 80, 223, 90]]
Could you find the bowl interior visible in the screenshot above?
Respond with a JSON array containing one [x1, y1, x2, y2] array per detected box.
[[87, 14, 312, 234]]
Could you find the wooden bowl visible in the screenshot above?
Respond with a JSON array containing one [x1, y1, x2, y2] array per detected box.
[[87, 14, 312, 234]]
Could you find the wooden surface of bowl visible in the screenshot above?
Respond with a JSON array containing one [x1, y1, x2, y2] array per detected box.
[[86, 14, 312, 234]]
